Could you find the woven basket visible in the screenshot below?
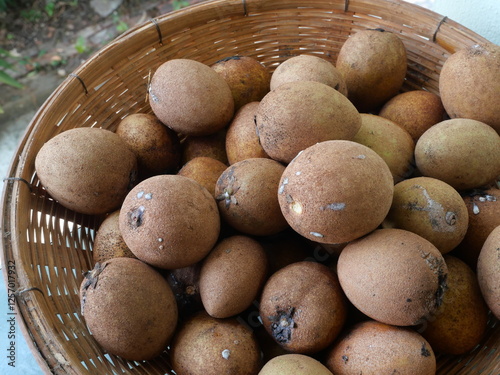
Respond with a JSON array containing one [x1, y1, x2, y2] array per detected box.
[[1, 0, 498, 373]]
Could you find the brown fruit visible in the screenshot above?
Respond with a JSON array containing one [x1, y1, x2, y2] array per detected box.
[[149, 58, 234, 136], [165, 262, 204, 319], [270, 54, 348, 96], [211, 55, 271, 111], [35, 127, 138, 215], [259, 261, 347, 354], [119, 174, 220, 269], [477, 225, 500, 319], [378, 90, 445, 142], [115, 113, 181, 178], [225, 101, 270, 164], [325, 320, 436, 375], [336, 28, 407, 112], [415, 118, 500, 191], [439, 43, 500, 134], [181, 129, 228, 165], [215, 158, 289, 236], [255, 80, 361, 164], [337, 228, 448, 326], [93, 210, 136, 264], [177, 156, 227, 197], [199, 235, 268, 318], [383, 177, 469, 254], [277, 140, 393, 244], [353, 113, 415, 183], [420, 255, 488, 355], [259, 354, 334, 375], [79, 258, 178, 360], [170, 311, 262, 375]]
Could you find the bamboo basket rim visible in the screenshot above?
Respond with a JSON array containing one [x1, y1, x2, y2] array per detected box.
[[1, 0, 498, 374]]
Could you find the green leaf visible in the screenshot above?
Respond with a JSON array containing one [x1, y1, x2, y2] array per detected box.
[[0, 70, 23, 89], [0, 59, 13, 69]]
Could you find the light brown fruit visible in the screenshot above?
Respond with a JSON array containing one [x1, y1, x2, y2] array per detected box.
[[336, 28, 407, 112], [259, 354, 333, 375], [439, 43, 500, 134], [79, 258, 178, 361], [259, 261, 347, 354], [119, 174, 220, 269], [255, 80, 361, 164], [225, 101, 270, 164], [211, 55, 271, 111], [177, 156, 227, 197], [337, 228, 448, 326], [325, 320, 436, 375], [181, 129, 228, 165], [149, 58, 234, 136], [277, 140, 393, 244], [378, 90, 446, 142], [415, 118, 500, 191], [477, 225, 500, 319], [35, 127, 137, 215], [270, 54, 348, 96]]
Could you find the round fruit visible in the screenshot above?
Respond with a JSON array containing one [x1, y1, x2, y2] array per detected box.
[[337, 228, 448, 326], [35, 127, 137, 215], [149, 58, 234, 136], [119, 174, 220, 269], [79, 257, 178, 360], [181, 129, 228, 165], [259, 354, 333, 375], [277, 140, 393, 244], [477, 225, 500, 319], [177, 156, 227, 197]]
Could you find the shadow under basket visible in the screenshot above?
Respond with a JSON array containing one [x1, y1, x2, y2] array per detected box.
[[1, 0, 499, 374]]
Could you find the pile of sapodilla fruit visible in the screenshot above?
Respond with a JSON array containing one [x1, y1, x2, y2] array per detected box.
[[34, 28, 500, 374]]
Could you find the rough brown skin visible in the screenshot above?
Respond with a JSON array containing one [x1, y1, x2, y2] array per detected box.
[[215, 158, 289, 236], [378, 90, 446, 142], [325, 320, 436, 375], [199, 235, 268, 318], [225, 101, 270, 164], [79, 257, 178, 361], [256, 80, 361, 164], [454, 188, 500, 269], [165, 262, 204, 319], [439, 43, 500, 134], [259, 261, 348, 354], [115, 113, 181, 179], [181, 129, 228, 165], [420, 255, 488, 355], [35, 127, 138, 215], [383, 177, 469, 254], [337, 228, 448, 326], [170, 311, 262, 375], [353, 113, 415, 183], [260, 354, 333, 375], [177, 156, 227, 198], [149, 58, 234, 136], [277, 140, 393, 244], [336, 28, 407, 113], [270, 54, 348, 96], [415, 118, 500, 191], [119, 174, 220, 269], [211, 55, 271, 111], [477, 225, 500, 319], [93, 210, 136, 264]]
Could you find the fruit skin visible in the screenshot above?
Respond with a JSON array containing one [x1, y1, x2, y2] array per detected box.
[[119, 174, 220, 269], [211, 55, 271, 111], [415, 118, 500, 191], [277, 140, 393, 244], [325, 320, 436, 375], [439, 43, 500, 134], [259, 261, 347, 354], [336, 28, 407, 112], [177, 156, 227, 198], [170, 311, 262, 375], [477, 225, 500, 319], [420, 256, 488, 355], [35, 127, 138, 215], [181, 129, 229, 165], [259, 354, 333, 375], [149, 58, 234, 136], [337, 228, 448, 327], [79, 257, 178, 361]]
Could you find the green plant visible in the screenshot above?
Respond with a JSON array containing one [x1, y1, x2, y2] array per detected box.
[[45, 0, 56, 17], [172, 0, 189, 10], [20, 8, 43, 21], [0, 49, 23, 89], [112, 12, 129, 33], [0, 0, 16, 12], [74, 36, 88, 54]]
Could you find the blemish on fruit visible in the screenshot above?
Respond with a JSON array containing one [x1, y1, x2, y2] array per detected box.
[[137, 191, 144, 199], [269, 307, 296, 344], [128, 205, 145, 228], [321, 202, 346, 211], [445, 211, 456, 225], [221, 349, 231, 360], [279, 178, 288, 194], [310, 231, 324, 238], [145, 193, 153, 200], [291, 200, 303, 214], [421, 343, 431, 357], [342, 355, 349, 364]]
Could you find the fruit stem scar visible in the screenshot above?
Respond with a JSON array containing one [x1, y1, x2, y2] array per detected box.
[[268, 307, 296, 344], [128, 205, 145, 228]]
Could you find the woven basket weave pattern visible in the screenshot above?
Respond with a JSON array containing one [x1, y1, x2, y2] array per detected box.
[[1, 0, 499, 374]]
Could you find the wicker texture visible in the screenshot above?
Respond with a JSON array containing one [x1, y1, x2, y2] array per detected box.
[[1, 0, 498, 374]]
